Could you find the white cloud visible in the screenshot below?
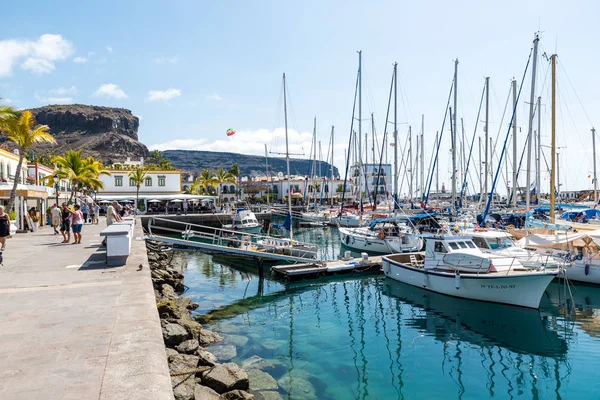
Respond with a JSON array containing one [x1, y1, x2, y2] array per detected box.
[[207, 94, 223, 101], [34, 86, 77, 104], [154, 56, 179, 64], [94, 83, 127, 99], [73, 56, 87, 64], [3, 98, 12, 104], [105, 45, 113, 53], [0, 34, 73, 76], [146, 88, 181, 102]]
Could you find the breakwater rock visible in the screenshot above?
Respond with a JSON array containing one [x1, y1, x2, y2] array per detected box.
[[146, 240, 262, 400]]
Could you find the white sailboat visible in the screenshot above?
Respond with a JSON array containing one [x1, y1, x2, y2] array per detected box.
[[382, 236, 558, 309], [256, 73, 319, 259]]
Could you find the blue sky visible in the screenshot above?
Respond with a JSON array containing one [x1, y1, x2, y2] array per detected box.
[[1, 0, 599, 195]]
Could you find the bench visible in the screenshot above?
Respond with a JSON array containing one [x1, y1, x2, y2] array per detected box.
[[100, 218, 135, 266]]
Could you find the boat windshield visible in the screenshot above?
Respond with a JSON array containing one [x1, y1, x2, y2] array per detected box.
[[486, 237, 515, 250]]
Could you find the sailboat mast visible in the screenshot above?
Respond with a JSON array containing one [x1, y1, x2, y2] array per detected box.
[[283, 73, 293, 240], [393, 62, 398, 209], [420, 115, 425, 201], [479, 136, 483, 202], [371, 113, 375, 175], [550, 53, 557, 220], [526, 34, 540, 226], [593, 127, 598, 203], [358, 50, 363, 211], [451, 59, 458, 214], [330, 125, 335, 206], [409, 125, 413, 202], [512, 79, 517, 208], [265, 144, 270, 206], [536, 96, 542, 201], [484, 76, 490, 199], [416, 134, 419, 202], [435, 131, 439, 201]]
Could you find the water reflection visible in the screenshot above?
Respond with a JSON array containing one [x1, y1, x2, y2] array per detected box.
[[381, 279, 568, 357]]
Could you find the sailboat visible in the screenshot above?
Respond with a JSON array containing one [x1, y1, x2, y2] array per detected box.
[[256, 73, 319, 259], [340, 58, 421, 251]]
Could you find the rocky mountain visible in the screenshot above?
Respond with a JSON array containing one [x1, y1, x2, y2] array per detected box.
[[162, 149, 339, 178], [15, 104, 149, 163]]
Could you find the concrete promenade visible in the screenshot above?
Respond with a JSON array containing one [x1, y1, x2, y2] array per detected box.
[[0, 218, 174, 400]]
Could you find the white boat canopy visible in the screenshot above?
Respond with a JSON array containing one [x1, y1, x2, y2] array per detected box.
[[517, 230, 600, 249]]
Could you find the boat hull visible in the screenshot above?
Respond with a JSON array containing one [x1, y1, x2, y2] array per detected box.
[[383, 256, 557, 308], [339, 228, 423, 254], [564, 260, 600, 285]]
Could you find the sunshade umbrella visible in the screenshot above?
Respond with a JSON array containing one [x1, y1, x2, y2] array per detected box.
[[170, 199, 183, 202], [148, 199, 162, 203]]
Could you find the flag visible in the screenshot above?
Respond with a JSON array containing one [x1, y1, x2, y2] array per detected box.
[[226, 128, 235, 137]]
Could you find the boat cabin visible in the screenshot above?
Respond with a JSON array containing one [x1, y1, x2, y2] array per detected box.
[[232, 210, 260, 228], [368, 218, 413, 235], [469, 231, 517, 251]]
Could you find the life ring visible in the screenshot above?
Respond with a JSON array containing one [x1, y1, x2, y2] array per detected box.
[[377, 231, 386, 240]]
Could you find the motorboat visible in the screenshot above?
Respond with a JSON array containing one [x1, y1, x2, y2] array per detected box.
[[465, 229, 566, 269], [222, 209, 263, 234], [382, 236, 559, 308], [339, 217, 423, 254], [256, 237, 319, 259], [330, 212, 362, 227]]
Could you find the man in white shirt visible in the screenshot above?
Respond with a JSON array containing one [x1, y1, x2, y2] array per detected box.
[[106, 201, 122, 226], [51, 204, 61, 235]]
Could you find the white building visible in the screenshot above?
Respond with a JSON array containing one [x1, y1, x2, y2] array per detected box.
[[349, 163, 393, 198], [265, 176, 351, 203]]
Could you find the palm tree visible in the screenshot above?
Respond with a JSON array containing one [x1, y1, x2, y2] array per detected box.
[[2, 110, 55, 212], [150, 149, 163, 163], [192, 168, 216, 195], [0, 99, 16, 127], [128, 167, 147, 212], [215, 167, 236, 205], [47, 150, 107, 202], [229, 163, 240, 200]]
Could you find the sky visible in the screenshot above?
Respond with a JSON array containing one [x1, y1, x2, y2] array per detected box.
[[1, 0, 600, 197]]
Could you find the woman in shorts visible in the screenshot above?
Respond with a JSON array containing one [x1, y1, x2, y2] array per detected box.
[[71, 204, 83, 244]]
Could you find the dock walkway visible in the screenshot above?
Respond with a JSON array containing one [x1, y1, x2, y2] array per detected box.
[[0, 219, 173, 400]]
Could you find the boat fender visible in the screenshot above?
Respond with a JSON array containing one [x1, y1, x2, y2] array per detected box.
[[422, 271, 427, 288], [345, 235, 350, 245], [377, 231, 386, 240], [455, 273, 460, 290], [585, 264, 590, 276], [383, 261, 390, 274]]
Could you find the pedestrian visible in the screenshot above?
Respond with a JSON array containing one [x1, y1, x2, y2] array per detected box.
[[60, 203, 72, 244], [93, 203, 100, 224], [0, 205, 10, 263], [183, 199, 188, 215], [81, 202, 89, 224], [102, 201, 122, 246], [89, 202, 96, 225], [28, 207, 39, 232], [71, 204, 83, 244], [51, 203, 61, 234]]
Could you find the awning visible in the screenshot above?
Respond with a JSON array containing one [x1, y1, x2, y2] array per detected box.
[[95, 194, 217, 201]]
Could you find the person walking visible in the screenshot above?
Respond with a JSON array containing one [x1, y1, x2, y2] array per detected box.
[[102, 201, 122, 246], [81, 202, 89, 224], [51, 203, 61, 234], [60, 203, 72, 244], [183, 199, 188, 215], [89, 202, 96, 225], [93, 203, 100, 224], [71, 204, 83, 244], [0, 205, 10, 263]]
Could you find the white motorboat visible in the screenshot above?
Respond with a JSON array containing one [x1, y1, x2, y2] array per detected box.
[[339, 217, 423, 254], [256, 237, 318, 259], [222, 209, 263, 234], [330, 213, 362, 227], [382, 236, 559, 308], [465, 229, 565, 269]]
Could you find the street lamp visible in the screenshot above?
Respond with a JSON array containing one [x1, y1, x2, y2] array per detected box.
[[53, 174, 59, 206]]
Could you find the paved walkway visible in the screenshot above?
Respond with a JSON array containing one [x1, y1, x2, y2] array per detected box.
[[0, 218, 173, 400]]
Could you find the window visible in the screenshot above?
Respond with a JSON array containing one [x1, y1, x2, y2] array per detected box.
[[472, 237, 488, 249], [458, 242, 468, 249], [434, 241, 447, 253], [158, 176, 166, 186], [115, 176, 123, 186], [229, 185, 235, 193], [129, 178, 136, 186], [448, 242, 460, 250], [145, 177, 152, 186], [466, 241, 476, 249]]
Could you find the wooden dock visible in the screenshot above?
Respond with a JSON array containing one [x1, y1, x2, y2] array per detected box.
[[271, 256, 382, 280]]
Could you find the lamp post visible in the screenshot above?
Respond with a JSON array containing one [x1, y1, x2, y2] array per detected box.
[[53, 174, 59, 206]]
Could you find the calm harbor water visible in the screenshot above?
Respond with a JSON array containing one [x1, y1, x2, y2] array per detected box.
[[174, 227, 600, 399]]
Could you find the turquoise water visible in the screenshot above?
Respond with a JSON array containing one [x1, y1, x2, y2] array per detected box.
[[174, 227, 600, 399]]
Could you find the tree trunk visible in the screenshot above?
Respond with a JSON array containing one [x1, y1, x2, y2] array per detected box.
[[6, 151, 24, 213], [136, 186, 140, 213]]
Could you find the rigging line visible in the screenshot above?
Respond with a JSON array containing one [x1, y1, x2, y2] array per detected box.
[[397, 67, 416, 128], [424, 79, 454, 206], [459, 82, 485, 208], [490, 83, 513, 195], [374, 69, 395, 206], [557, 55, 595, 127], [397, 131, 411, 198], [340, 69, 360, 215], [482, 45, 533, 222]]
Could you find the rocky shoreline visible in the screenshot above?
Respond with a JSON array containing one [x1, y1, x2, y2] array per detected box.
[[147, 241, 283, 400]]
